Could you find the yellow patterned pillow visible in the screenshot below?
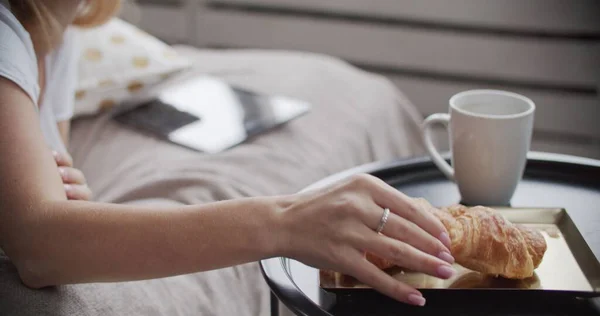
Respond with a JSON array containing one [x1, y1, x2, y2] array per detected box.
[[72, 18, 192, 117]]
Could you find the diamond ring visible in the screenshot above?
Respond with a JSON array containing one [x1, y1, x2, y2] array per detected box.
[[375, 208, 390, 234]]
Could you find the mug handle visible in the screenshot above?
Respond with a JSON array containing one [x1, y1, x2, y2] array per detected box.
[[421, 114, 455, 181]]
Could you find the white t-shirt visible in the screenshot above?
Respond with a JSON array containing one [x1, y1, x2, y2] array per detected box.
[[0, 3, 78, 154]]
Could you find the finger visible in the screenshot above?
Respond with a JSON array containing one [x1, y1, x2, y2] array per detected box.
[[360, 202, 451, 262], [53, 150, 73, 167], [58, 167, 86, 185], [358, 228, 455, 280], [381, 212, 454, 264], [367, 180, 450, 249], [345, 251, 426, 306], [64, 184, 92, 201]]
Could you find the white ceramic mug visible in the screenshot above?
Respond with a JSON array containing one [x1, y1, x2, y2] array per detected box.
[[421, 89, 535, 206]]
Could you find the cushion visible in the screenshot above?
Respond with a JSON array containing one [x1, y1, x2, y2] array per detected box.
[[72, 18, 192, 117]]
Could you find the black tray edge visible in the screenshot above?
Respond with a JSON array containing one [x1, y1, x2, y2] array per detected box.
[[301, 151, 600, 194]]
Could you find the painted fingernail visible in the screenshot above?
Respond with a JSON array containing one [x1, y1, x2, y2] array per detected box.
[[440, 232, 451, 249], [408, 293, 426, 306], [437, 265, 455, 279], [438, 251, 455, 264]]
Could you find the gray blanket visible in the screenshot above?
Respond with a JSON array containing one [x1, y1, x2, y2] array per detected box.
[[0, 47, 425, 316]]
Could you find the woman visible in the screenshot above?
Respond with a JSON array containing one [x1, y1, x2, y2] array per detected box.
[[0, 0, 455, 310]]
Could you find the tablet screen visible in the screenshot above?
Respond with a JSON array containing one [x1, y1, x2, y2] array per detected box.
[[114, 76, 311, 153]]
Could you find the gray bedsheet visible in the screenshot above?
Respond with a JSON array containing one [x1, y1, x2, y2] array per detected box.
[[0, 47, 425, 316]]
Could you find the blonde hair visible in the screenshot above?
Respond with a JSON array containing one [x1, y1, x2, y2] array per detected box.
[[73, 0, 122, 28], [9, 0, 121, 56]]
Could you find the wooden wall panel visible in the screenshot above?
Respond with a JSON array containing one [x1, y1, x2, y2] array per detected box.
[[208, 0, 600, 35], [195, 10, 600, 89], [388, 75, 600, 138]]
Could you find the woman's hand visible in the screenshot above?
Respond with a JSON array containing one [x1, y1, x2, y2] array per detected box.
[[277, 174, 454, 307], [52, 150, 92, 201]]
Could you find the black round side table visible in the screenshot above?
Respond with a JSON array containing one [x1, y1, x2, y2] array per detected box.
[[261, 152, 600, 316]]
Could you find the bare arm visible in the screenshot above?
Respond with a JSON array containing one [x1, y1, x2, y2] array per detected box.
[[0, 78, 454, 306], [17, 198, 283, 287], [0, 77, 283, 288]]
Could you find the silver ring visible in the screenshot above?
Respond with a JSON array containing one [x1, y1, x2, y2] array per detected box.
[[375, 208, 390, 234]]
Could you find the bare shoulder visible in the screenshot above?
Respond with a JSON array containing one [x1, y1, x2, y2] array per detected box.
[[0, 76, 39, 134], [0, 76, 66, 208]]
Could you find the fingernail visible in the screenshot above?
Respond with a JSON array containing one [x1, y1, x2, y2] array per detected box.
[[438, 251, 455, 264], [437, 265, 455, 279], [408, 293, 426, 306], [64, 184, 72, 193], [440, 232, 451, 249]]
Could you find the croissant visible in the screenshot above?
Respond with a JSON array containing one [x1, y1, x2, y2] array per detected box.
[[365, 252, 396, 270], [440, 204, 546, 279], [366, 199, 547, 279]]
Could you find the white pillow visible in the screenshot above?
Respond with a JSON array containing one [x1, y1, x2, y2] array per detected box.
[[72, 18, 192, 117]]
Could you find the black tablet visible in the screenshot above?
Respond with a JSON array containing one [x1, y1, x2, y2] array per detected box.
[[114, 75, 311, 153]]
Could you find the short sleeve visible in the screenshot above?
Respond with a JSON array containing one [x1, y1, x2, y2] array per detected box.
[[44, 27, 79, 121], [0, 4, 39, 105]]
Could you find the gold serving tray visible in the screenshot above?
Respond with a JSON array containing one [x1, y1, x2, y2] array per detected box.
[[320, 208, 600, 296]]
